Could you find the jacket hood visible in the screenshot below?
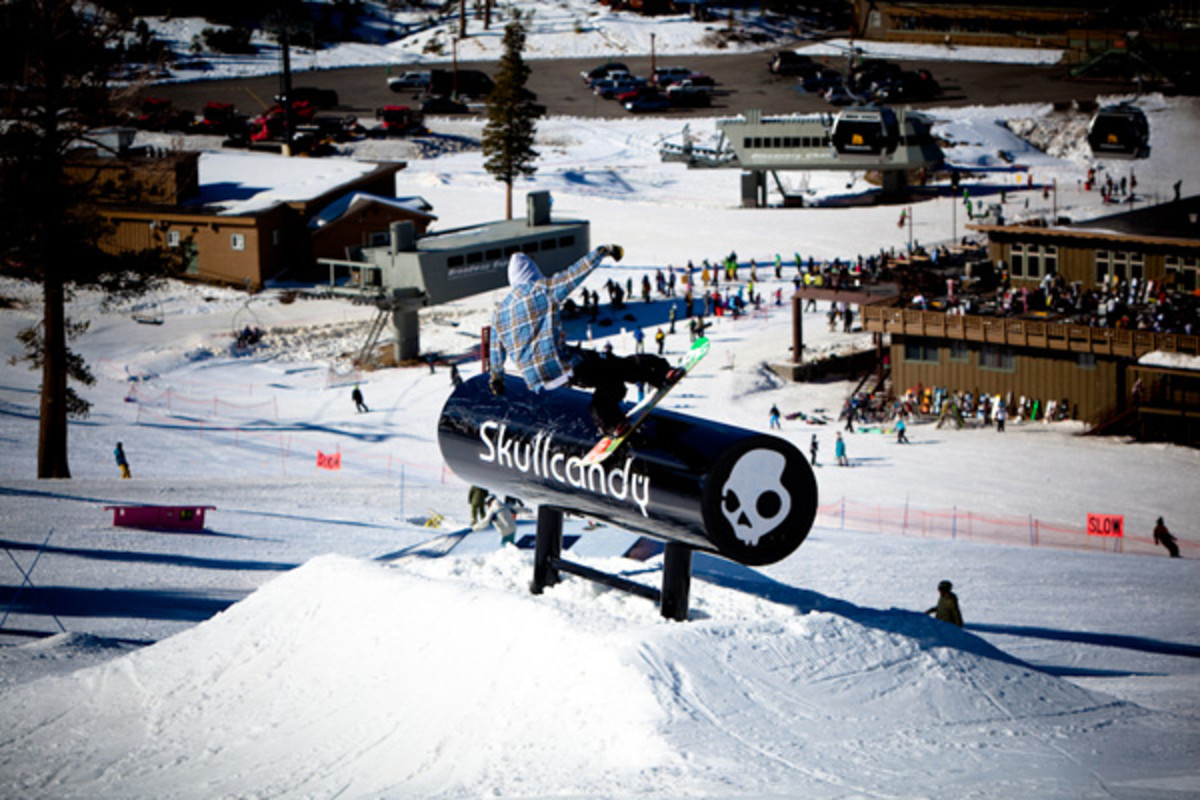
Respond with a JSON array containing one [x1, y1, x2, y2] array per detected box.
[[507, 252, 543, 288]]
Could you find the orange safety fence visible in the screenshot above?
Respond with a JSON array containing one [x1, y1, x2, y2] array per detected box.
[[816, 497, 1193, 558]]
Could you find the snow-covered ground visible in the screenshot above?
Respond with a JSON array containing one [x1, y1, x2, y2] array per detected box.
[[1, 3, 1198, 798]]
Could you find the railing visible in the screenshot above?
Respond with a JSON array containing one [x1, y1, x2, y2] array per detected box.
[[862, 307, 1199, 357]]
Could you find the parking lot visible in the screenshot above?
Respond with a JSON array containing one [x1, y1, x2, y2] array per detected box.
[[142, 48, 1123, 122]]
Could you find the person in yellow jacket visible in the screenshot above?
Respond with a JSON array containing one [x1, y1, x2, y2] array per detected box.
[[925, 580, 963, 627]]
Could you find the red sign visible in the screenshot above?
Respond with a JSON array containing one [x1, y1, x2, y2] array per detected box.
[[317, 450, 342, 471], [1086, 513, 1124, 538]]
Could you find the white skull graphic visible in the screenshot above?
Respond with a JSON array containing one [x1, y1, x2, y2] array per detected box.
[[721, 449, 791, 546]]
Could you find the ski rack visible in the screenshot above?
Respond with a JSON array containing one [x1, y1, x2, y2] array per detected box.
[[437, 374, 818, 621]]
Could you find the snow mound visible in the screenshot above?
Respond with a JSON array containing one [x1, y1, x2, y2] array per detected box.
[[0, 551, 1138, 798]]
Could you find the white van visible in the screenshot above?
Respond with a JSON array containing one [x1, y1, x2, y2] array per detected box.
[[387, 71, 431, 92]]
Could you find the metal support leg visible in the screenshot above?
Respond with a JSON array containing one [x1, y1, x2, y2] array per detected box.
[[660, 542, 693, 621], [530, 505, 563, 595]]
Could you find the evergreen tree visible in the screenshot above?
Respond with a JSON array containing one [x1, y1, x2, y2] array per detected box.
[[0, 1, 180, 477], [481, 11, 544, 220]]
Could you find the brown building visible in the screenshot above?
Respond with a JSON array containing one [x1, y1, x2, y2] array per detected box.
[[73, 136, 408, 290], [853, 199, 1200, 443]]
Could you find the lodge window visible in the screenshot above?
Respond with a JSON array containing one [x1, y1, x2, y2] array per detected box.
[[467, 251, 482, 264], [447, 255, 464, 268], [167, 230, 181, 248], [980, 344, 1015, 371], [558, 235, 575, 248], [1165, 254, 1199, 291], [230, 233, 245, 251], [1094, 249, 1144, 284], [903, 338, 940, 363], [1009, 243, 1056, 279], [485, 248, 501, 260], [949, 341, 969, 363], [1077, 353, 1096, 370]]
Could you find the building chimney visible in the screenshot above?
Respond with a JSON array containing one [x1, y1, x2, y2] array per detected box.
[[390, 221, 415, 254], [527, 190, 551, 226]]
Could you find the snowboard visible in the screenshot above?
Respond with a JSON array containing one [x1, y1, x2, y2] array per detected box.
[[582, 336, 710, 465]]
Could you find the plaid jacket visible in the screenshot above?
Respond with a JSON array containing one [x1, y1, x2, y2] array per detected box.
[[490, 247, 606, 392]]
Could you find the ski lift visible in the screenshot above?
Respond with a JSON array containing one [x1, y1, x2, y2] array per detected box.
[[1086, 103, 1150, 160], [831, 107, 900, 158]]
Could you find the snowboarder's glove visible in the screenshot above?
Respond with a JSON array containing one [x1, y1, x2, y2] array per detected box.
[[601, 244, 624, 262], [489, 372, 505, 396]]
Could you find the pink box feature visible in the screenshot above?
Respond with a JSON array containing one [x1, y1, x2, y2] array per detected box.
[[105, 505, 215, 531]]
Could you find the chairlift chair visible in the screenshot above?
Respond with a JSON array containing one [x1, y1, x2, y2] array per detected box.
[[831, 107, 900, 157], [1086, 104, 1150, 160]]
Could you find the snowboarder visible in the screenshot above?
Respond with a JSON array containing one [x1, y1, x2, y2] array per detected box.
[[114, 442, 131, 479], [474, 495, 518, 546], [351, 384, 368, 413], [809, 434, 819, 467], [769, 404, 781, 430], [926, 580, 963, 627], [488, 247, 676, 435], [1153, 517, 1180, 558], [835, 432, 848, 466], [895, 417, 909, 444]]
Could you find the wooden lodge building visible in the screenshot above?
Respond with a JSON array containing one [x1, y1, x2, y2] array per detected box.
[[842, 197, 1200, 444]]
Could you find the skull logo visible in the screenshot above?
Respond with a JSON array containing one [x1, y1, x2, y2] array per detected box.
[[721, 449, 791, 546]]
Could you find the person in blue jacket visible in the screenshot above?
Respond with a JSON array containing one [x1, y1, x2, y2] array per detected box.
[[489, 246, 676, 435]]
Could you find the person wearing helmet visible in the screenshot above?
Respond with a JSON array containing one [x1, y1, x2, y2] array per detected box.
[[489, 245, 676, 435], [925, 580, 963, 627]]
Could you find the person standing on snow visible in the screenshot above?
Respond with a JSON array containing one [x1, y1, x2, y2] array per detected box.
[[895, 417, 909, 444], [835, 432, 848, 466], [488, 247, 677, 436], [926, 580, 963, 627], [114, 442, 131, 479], [809, 434, 819, 466]]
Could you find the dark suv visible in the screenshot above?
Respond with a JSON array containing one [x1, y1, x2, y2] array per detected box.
[[769, 51, 815, 76]]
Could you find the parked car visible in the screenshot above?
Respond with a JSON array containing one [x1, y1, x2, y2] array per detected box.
[[768, 51, 814, 76], [593, 76, 646, 99], [624, 92, 670, 113], [420, 95, 470, 114], [581, 62, 629, 83], [666, 84, 712, 108], [275, 86, 338, 109], [651, 66, 694, 87], [870, 69, 941, 102], [387, 71, 431, 92], [801, 69, 842, 93]]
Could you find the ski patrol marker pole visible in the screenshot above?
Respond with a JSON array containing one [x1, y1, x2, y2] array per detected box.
[[438, 374, 818, 619]]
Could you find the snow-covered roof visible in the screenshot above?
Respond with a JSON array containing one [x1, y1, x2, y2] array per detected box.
[[307, 192, 436, 230], [190, 151, 387, 216], [1138, 349, 1200, 371]]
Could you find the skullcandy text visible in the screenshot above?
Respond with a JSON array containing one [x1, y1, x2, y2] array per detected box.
[[478, 420, 650, 517]]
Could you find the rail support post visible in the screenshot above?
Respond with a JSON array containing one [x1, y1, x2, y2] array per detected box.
[[661, 542, 693, 621], [531, 505, 563, 594]]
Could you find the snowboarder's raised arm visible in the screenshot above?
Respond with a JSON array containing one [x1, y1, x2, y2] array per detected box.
[[545, 245, 623, 304]]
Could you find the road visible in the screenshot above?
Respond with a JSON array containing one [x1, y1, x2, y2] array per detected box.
[[142, 49, 1122, 121]]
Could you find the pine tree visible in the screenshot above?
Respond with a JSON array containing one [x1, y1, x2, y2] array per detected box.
[[481, 11, 544, 220], [0, 1, 180, 477]]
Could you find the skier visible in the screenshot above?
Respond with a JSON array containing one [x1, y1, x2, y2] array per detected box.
[[925, 580, 963, 627], [1153, 517, 1180, 558], [769, 404, 781, 430], [351, 384, 368, 413], [488, 247, 677, 436], [895, 417, 909, 444], [114, 442, 131, 479], [809, 434, 819, 466]]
